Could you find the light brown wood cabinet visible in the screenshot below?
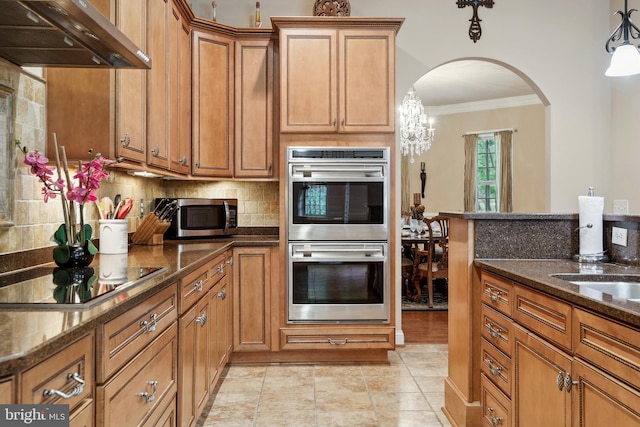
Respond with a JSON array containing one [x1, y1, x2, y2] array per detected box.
[[178, 252, 232, 427], [0, 376, 14, 404], [234, 37, 275, 178], [191, 29, 234, 177], [274, 18, 400, 134], [479, 270, 640, 427], [233, 246, 272, 352], [21, 333, 95, 427], [46, 0, 147, 164], [147, 0, 191, 173]]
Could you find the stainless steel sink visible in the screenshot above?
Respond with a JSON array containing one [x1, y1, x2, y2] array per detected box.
[[550, 274, 640, 302]]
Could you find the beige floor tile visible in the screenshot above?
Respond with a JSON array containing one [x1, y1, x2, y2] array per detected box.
[[315, 390, 374, 412], [376, 410, 444, 427], [413, 376, 447, 394], [258, 391, 316, 411], [215, 377, 264, 395], [264, 364, 314, 378], [315, 375, 368, 393], [222, 365, 268, 379], [254, 410, 316, 427], [209, 391, 260, 412], [370, 391, 430, 412], [365, 375, 422, 393], [261, 375, 314, 394], [202, 409, 255, 426], [360, 363, 413, 377], [314, 364, 363, 377], [316, 410, 379, 427]]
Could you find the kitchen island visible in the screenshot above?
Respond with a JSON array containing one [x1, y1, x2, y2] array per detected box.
[[441, 213, 640, 427]]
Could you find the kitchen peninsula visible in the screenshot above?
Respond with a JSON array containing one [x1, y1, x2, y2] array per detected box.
[[442, 213, 640, 427]]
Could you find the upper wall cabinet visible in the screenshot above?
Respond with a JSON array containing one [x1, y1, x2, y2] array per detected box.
[[47, 0, 147, 163], [191, 29, 235, 178], [234, 37, 275, 178], [147, 0, 192, 173], [191, 24, 276, 179], [273, 17, 403, 134]]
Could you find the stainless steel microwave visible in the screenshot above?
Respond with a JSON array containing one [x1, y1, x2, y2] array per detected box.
[[157, 198, 238, 238]]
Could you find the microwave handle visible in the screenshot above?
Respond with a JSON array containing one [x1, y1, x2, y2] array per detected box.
[[223, 200, 230, 234]]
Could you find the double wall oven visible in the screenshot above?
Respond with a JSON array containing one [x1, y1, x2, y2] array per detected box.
[[286, 147, 390, 323]]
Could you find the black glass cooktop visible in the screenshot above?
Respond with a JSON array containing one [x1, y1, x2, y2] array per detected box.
[[0, 265, 167, 310]]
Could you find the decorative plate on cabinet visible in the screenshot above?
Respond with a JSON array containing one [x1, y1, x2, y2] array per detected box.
[[313, 0, 351, 16]]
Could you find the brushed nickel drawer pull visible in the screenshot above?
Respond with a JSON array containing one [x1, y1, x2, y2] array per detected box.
[[196, 312, 207, 326], [194, 279, 203, 292], [120, 133, 131, 148], [487, 287, 503, 302], [327, 338, 348, 345], [140, 380, 158, 403], [485, 322, 503, 339], [140, 313, 158, 333], [556, 371, 565, 391], [487, 407, 503, 425], [484, 358, 502, 376], [43, 372, 85, 399], [218, 288, 227, 300]]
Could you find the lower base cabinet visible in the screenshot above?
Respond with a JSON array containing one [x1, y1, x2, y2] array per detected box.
[[480, 270, 640, 427], [97, 322, 178, 426]]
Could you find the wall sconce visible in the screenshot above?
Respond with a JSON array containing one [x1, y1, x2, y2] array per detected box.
[[606, 0, 640, 76]]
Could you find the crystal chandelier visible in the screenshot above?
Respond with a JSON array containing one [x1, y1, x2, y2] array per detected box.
[[400, 87, 435, 163]]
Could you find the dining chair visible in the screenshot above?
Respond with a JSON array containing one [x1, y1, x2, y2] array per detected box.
[[411, 216, 449, 307]]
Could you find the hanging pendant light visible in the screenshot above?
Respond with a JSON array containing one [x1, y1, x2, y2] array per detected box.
[[606, 0, 640, 76], [400, 87, 435, 163]]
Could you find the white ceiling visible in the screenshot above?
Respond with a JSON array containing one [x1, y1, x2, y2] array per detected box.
[[411, 60, 539, 109]]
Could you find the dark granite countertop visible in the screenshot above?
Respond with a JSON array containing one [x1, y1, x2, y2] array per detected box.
[[475, 259, 640, 328], [0, 235, 278, 377]]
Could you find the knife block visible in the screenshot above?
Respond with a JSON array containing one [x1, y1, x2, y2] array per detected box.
[[131, 213, 171, 245]]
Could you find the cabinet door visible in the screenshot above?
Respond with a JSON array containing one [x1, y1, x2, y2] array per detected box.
[[214, 274, 231, 374], [338, 29, 395, 132], [233, 247, 271, 352], [235, 38, 274, 177], [179, 296, 210, 427], [146, 0, 169, 169], [169, 4, 192, 174], [514, 325, 572, 427], [115, 0, 147, 162], [571, 359, 640, 426], [279, 29, 337, 132], [192, 30, 234, 177]]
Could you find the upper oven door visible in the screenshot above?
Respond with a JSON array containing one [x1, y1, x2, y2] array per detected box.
[[287, 155, 389, 241]]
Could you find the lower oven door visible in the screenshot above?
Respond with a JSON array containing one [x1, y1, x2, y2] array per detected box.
[[288, 242, 389, 323]]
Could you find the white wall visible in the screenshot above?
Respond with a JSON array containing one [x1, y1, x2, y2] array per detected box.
[[191, 0, 620, 213]]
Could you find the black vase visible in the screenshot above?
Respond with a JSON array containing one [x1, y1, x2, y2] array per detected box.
[[53, 243, 95, 268]]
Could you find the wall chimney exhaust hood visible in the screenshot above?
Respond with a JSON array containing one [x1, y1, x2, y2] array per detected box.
[[0, 0, 151, 69]]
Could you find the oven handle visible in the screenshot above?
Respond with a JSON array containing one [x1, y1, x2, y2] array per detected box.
[[291, 246, 384, 257], [290, 165, 384, 177]]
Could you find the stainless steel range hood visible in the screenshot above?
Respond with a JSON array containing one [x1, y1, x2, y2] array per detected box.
[[0, 0, 151, 68]]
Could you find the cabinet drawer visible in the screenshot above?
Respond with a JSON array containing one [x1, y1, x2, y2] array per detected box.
[[98, 322, 178, 427], [69, 399, 93, 427], [480, 373, 512, 427], [513, 285, 572, 352], [21, 333, 94, 415], [481, 304, 514, 358], [481, 337, 513, 398], [98, 284, 177, 381], [480, 271, 514, 317], [573, 308, 640, 390], [179, 262, 211, 315], [280, 327, 394, 350]]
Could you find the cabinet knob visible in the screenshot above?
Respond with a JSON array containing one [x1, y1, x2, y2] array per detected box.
[[196, 312, 207, 326], [332, 118, 337, 126], [180, 156, 188, 166], [120, 133, 131, 148], [151, 145, 160, 156], [218, 288, 227, 300]]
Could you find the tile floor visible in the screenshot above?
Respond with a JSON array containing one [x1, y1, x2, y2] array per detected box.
[[200, 344, 451, 427]]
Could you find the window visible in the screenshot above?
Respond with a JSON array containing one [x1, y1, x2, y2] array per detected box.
[[476, 133, 500, 212]]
